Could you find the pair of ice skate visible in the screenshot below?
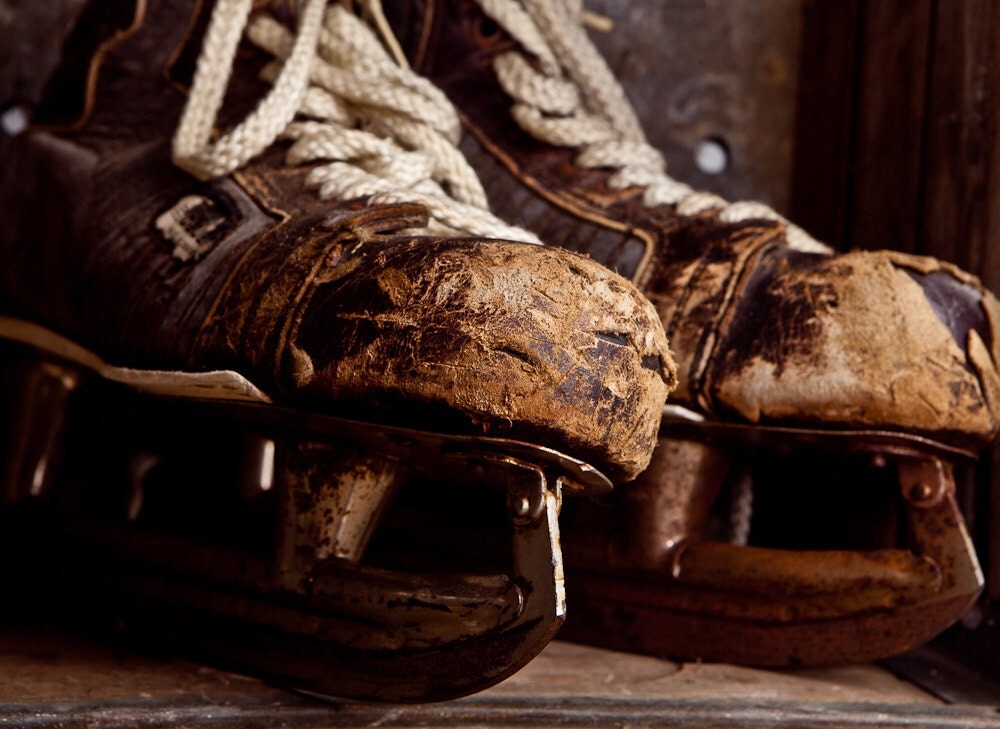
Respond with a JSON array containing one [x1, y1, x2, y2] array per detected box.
[[0, 0, 996, 702]]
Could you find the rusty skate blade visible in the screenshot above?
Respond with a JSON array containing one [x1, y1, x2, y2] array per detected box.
[[559, 406, 984, 667], [0, 317, 610, 702], [659, 404, 979, 461], [0, 316, 611, 495]]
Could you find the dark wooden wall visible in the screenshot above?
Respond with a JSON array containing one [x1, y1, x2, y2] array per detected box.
[[793, 0, 1000, 295]]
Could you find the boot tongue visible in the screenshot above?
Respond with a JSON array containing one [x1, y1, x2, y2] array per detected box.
[[160, 4, 278, 146], [33, 0, 143, 128], [168, 1, 296, 90]]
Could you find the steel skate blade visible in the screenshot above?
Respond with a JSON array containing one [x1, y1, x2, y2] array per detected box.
[[560, 413, 984, 667], [0, 317, 606, 702]]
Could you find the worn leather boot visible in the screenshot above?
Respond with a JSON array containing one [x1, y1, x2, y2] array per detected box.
[[381, 0, 1000, 665], [0, 0, 675, 701]]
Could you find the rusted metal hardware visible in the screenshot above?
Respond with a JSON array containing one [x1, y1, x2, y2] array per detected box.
[[0, 317, 610, 703], [560, 406, 984, 666]]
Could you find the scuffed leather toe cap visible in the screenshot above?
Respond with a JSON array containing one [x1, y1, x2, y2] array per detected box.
[[284, 237, 676, 481], [706, 248, 1000, 446]]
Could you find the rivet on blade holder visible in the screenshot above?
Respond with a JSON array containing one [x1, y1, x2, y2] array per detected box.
[[900, 458, 948, 509]]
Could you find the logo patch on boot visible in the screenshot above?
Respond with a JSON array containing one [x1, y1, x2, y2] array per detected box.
[[155, 192, 238, 262]]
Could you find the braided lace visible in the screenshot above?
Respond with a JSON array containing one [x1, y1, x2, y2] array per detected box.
[[475, 0, 831, 254], [172, 0, 540, 243]]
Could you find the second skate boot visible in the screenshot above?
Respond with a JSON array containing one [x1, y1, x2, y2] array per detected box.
[[380, 0, 1000, 665]]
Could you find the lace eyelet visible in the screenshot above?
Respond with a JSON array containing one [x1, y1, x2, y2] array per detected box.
[[477, 17, 500, 39], [460, 2, 504, 50]]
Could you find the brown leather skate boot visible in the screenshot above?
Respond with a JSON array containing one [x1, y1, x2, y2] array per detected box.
[[0, 0, 676, 701], [379, 0, 1000, 665]]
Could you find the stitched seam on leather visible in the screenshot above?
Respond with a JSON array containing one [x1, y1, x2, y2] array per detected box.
[[460, 111, 657, 284], [38, 0, 149, 133], [414, 1, 436, 69], [272, 236, 343, 390], [163, 0, 204, 94], [691, 225, 787, 408], [662, 244, 712, 345], [191, 169, 291, 363]]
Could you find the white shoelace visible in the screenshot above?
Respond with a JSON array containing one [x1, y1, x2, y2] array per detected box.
[[172, 0, 540, 244], [475, 0, 831, 254]]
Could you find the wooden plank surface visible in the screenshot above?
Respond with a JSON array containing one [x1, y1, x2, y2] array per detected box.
[[0, 629, 936, 705], [5, 627, 1000, 728]]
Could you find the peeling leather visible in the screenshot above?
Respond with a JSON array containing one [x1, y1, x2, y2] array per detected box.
[[390, 0, 1000, 447], [0, 0, 676, 481], [288, 239, 675, 477], [708, 250, 999, 442]]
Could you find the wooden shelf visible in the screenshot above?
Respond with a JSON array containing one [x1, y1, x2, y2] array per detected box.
[[3, 628, 998, 728]]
